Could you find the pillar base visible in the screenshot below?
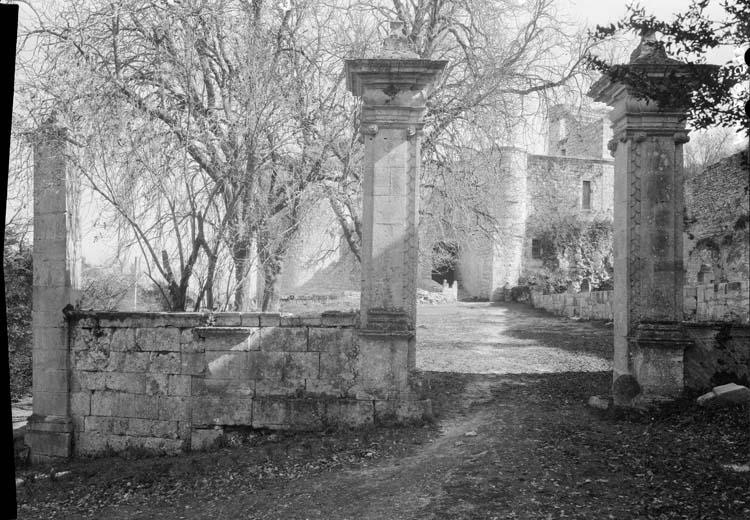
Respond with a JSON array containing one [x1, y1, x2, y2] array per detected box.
[[621, 321, 692, 406], [26, 414, 74, 463]]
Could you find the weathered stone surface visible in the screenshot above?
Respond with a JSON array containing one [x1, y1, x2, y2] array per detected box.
[[255, 379, 306, 398], [148, 352, 181, 374], [70, 392, 91, 416], [191, 396, 252, 426], [71, 370, 106, 392], [205, 351, 248, 379], [145, 374, 169, 396], [247, 351, 320, 381], [199, 330, 260, 351], [259, 313, 281, 327], [191, 378, 254, 397], [252, 398, 324, 429], [211, 313, 242, 327], [168, 375, 192, 396], [181, 352, 206, 375], [159, 396, 191, 422], [261, 327, 308, 351], [135, 328, 180, 352], [104, 372, 145, 393]]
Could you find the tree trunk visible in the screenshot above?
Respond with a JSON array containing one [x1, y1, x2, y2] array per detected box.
[[260, 255, 282, 312], [232, 239, 257, 310]]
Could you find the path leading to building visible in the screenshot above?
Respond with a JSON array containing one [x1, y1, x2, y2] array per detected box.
[[15, 303, 750, 519]]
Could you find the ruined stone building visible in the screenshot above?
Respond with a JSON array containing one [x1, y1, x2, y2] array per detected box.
[[454, 105, 615, 300], [684, 149, 749, 286], [276, 104, 616, 303]]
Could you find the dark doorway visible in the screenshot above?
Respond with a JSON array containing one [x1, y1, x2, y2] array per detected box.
[[431, 241, 459, 286]]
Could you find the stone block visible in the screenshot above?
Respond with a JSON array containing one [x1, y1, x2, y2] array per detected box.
[[26, 431, 72, 460], [247, 351, 320, 381], [90, 391, 117, 416], [309, 328, 355, 353], [192, 378, 254, 397], [320, 312, 358, 327], [32, 347, 68, 370], [168, 375, 192, 396], [206, 351, 248, 379], [136, 328, 180, 352], [259, 313, 281, 327], [325, 400, 374, 427], [201, 329, 260, 351], [74, 432, 107, 456], [159, 396, 191, 422], [149, 352, 181, 374], [260, 327, 307, 351], [254, 379, 305, 397], [32, 368, 69, 394], [70, 392, 91, 416], [121, 352, 151, 372], [181, 352, 206, 375], [127, 418, 178, 439], [191, 396, 252, 426], [241, 313, 262, 327], [355, 333, 408, 392], [212, 313, 242, 327], [145, 374, 169, 396], [180, 329, 196, 344], [33, 391, 70, 417], [191, 428, 223, 451], [305, 379, 352, 398], [104, 372, 145, 393], [252, 398, 324, 429], [109, 328, 137, 352]]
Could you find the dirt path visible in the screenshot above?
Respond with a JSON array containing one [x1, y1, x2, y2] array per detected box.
[[15, 303, 749, 520]]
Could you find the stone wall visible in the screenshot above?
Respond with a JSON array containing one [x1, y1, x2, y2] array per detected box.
[[67, 310, 421, 457], [684, 150, 749, 285], [546, 104, 612, 159], [530, 281, 749, 325], [683, 281, 750, 323], [684, 323, 750, 390], [530, 290, 614, 320]]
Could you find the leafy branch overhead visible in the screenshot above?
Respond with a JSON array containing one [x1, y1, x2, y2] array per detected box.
[[586, 0, 749, 132]]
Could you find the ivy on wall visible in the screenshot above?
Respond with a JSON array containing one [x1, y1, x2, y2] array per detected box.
[[523, 215, 613, 294]]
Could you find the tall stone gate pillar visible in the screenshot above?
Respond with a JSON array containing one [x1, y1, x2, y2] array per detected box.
[[26, 118, 81, 462], [589, 35, 701, 405], [346, 23, 446, 370]]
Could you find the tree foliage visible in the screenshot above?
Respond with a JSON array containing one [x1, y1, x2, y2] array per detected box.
[[586, 0, 749, 132], [525, 215, 614, 294]]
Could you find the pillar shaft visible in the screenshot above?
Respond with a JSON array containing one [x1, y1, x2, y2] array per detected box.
[[27, 121, 80, 462], [346, 59, 446, 336]]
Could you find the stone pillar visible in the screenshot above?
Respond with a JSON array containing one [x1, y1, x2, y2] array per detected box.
[[345, 23, 446, 370], [589, 35, 703, 405], [26, 119, 81, 462]]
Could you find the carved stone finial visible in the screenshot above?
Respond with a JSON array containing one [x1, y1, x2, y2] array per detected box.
[[629, 29, 674, 64], [380, 19, 419, 59]]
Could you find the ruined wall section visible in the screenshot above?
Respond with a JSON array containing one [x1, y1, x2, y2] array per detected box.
[[684, 150, 749, 285], [523, 155, 614, 274], [279, 199, 361, 298], [67, 310, 416, 457], [547, 105, 612, 159]]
